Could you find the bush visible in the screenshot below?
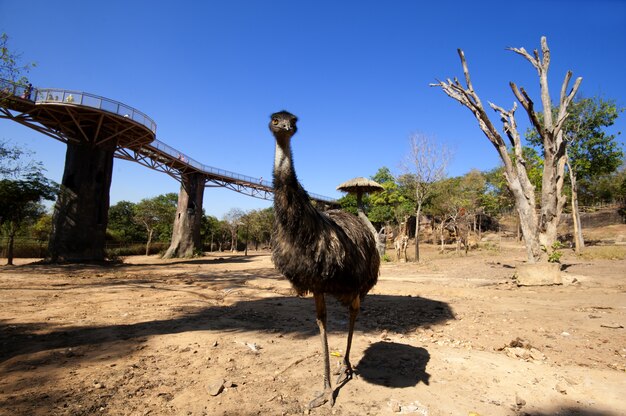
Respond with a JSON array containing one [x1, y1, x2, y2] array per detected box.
[[0, 238, 48, 258], [0, 239, 170, 260], [105, 242, 168, 257]]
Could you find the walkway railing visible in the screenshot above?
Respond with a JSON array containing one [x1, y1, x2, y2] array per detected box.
[[1, 78, 157, 134], [35, 88, 157, 134], [148, 139, 336, 203], [149, 139, 271, 187]]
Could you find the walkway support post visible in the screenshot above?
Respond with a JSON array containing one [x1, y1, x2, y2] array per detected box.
[[163, 172, 206, 258], [48, 141, 116, 262]]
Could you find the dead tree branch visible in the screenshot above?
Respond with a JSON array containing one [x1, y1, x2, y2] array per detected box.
[[432, 36, 582, 262]]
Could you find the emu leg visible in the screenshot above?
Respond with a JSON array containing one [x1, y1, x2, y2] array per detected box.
[[309, 292, 333, 409], [336, 296, 360, 385]]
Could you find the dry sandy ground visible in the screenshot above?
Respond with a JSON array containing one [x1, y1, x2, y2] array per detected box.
[[0, 238, 624, 416]]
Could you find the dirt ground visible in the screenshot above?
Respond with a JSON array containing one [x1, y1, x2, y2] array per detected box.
[[1, 229, 625, 416]]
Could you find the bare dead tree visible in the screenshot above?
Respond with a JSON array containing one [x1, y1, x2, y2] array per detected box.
[[431, 36, 581, 263], [401, 133, 451, 262]]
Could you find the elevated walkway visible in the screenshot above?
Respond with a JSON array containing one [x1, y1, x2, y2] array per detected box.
[[0, 79, 335, 204]]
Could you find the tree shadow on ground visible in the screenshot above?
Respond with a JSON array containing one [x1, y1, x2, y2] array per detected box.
[[355, 341, 430, 387], [126, 254, 262, 267], [0, 266, 280, 294], [0, 294, 453, 364], [1, 254, 261, 275]]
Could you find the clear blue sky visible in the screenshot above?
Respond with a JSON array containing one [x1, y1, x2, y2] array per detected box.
[[1, 0, 625, 218]]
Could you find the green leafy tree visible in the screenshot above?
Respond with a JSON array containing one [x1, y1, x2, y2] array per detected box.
[[1, 32, 35, 84], [338, 192, 359, 216], [458, 169, 487, 234], [242, 208, 273, 251], [560, 97, 623, 184], [107, 201, 146, 243], [152, 193, 178, 242], [200, 212, 220, 251], [368, 167, 410, 225], [133, 193, 177, 255], [0, 158, 56, 265], [427, 177, 462, 249], [578, 165, 626, 204], [481, 166, 512, 219], [214, 219, 232, 252], [1, 140, 37, 177], [527, 96, 623, 251], [31, 212, 53, 242]]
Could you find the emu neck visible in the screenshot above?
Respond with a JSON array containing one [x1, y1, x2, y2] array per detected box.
[[272, 138, 314, 227], [273, 139, 295, 181]]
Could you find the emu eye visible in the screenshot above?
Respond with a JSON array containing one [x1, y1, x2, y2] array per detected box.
[[272, 118, 279, 125]]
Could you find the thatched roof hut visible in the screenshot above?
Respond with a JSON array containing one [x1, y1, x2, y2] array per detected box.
[[336, 177, 384, 213]]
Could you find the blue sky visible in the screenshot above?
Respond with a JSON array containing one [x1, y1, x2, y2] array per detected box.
[[1, 0, 625, 218]]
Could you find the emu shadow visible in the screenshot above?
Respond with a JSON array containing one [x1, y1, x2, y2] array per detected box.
[[355, 341, 430, 387], [358, 294, 453, 332]]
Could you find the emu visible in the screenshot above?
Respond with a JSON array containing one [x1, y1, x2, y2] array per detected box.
[[268, 111, 380, 408]]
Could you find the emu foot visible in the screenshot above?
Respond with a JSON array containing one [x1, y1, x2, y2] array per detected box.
[[308, 388, 334, 409], [335, 362, 353, 385]]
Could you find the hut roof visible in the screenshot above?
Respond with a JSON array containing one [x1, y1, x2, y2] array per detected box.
[[336, 177, 384, 194]]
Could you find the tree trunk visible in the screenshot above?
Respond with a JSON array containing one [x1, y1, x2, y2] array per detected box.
[[231, 227, 237, 252], [431, 221, 437, 244], [145, 228, 153, 256], [507, 177, 543, 262], [163, 173, 206, 258], [244, 224, 249, 256], [537, 143, 568, 256], [438, 221, 446, 253], [414, 204, 422, 262], [6, 222, 16, 266], [567, 156, 584, 253], [48, 141, 115, 262]]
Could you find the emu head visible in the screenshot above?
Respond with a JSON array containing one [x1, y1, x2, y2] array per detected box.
[[269, 111, 298, 142]]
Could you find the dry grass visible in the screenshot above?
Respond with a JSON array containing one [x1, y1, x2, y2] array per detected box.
[[577, 245, 626, 260]]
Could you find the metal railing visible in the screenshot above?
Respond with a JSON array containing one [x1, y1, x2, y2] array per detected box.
[[0, 78, 30, 99], [148, 139, 336, 204], [34, 88, 157, 134], [1, 78, 156, 133]]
